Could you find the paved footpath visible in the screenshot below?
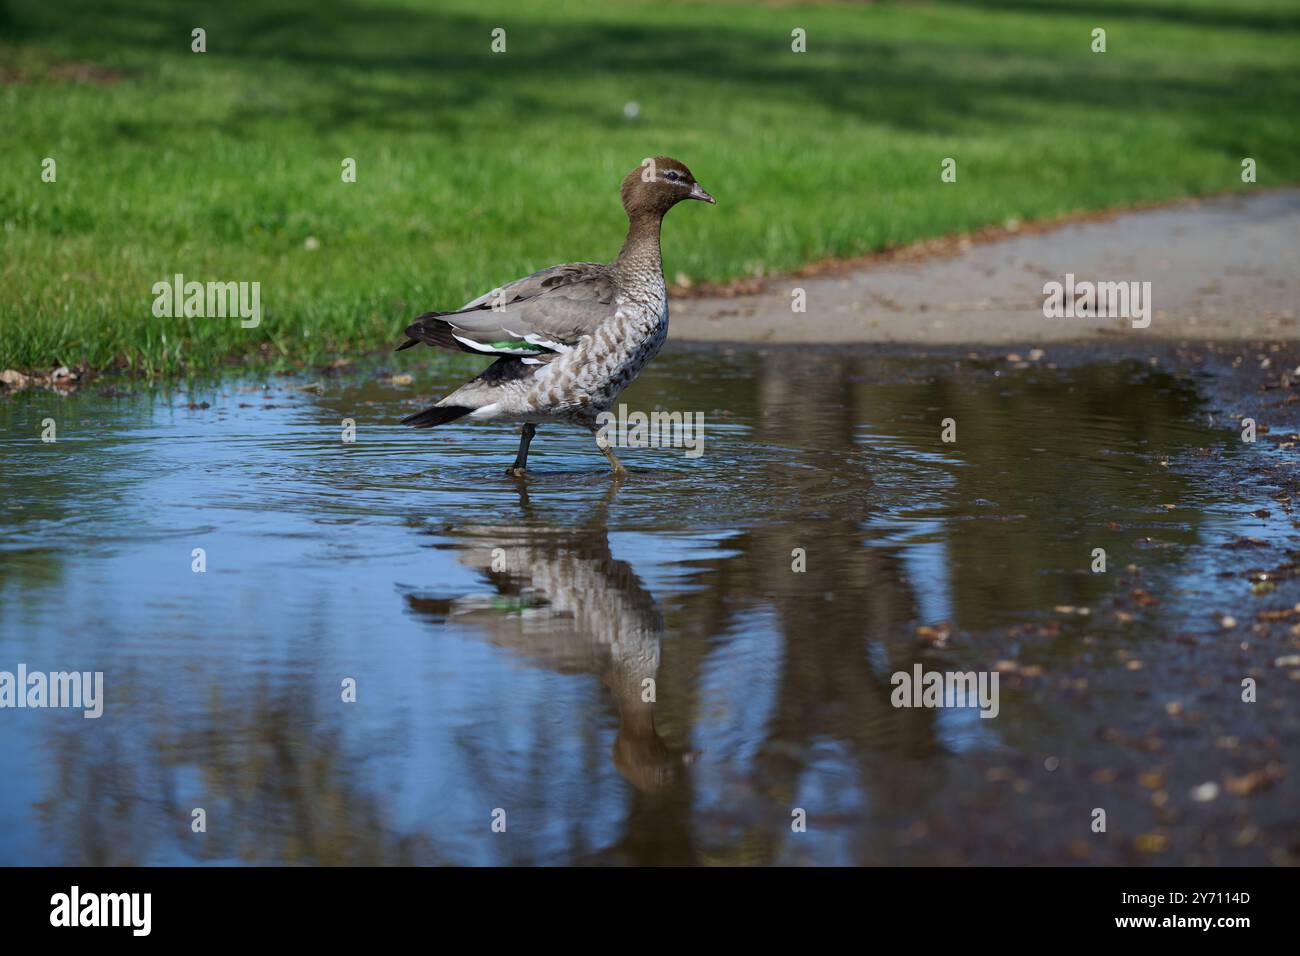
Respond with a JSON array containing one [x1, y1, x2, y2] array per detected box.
[[671, 189, 1300, 345]]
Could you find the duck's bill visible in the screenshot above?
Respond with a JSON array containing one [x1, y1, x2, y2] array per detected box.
[[689, 182, 716, 204]]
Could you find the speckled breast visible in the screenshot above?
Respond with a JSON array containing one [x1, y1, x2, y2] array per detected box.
[[534, 299, 669, 417], [595, 307, 669, 406]]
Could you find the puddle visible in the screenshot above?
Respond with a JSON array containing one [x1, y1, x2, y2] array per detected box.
[[1, 345, 1296, 865]]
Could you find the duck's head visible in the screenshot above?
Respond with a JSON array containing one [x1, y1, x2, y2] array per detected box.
[[620, 156, 715, 220], [612, 728, 699, 793]]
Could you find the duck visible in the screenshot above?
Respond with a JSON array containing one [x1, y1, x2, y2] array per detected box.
[[403, 481, 697, 792], [397, 156, 715, 476]]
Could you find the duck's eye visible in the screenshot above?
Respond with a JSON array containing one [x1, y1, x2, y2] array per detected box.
[[664, 170, 680, 182]]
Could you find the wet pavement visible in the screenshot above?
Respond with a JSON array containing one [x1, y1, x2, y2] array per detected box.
[[1, 341, 1298, 865]]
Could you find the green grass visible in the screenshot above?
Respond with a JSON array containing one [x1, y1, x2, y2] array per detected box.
[[2, 0, 1299, 375]]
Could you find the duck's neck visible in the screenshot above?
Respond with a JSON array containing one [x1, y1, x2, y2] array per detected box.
[[613, 212, 664, 286]]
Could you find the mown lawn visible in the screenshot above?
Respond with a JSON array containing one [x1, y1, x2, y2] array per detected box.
[[2, 0, 1299, 375]]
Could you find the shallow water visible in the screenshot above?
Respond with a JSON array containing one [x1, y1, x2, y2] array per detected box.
[[0, 345, 1292, 865]]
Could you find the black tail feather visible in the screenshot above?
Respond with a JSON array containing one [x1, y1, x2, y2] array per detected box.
[[395, 338, 421, 351], [401, 405, 474, 428]]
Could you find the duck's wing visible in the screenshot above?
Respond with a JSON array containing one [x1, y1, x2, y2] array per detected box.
[[398, 262, 616, 356]]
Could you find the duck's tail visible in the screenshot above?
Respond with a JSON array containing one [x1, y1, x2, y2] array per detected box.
[[401, 404, 473, 428]]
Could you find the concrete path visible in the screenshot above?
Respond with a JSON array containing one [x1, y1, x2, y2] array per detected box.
[[671, 189, 1300, 345]]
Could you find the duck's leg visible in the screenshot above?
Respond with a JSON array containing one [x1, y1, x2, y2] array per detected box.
[[506, 423, 536, 477], [600, 444, 626, 475], [590, 424, 627, 476]]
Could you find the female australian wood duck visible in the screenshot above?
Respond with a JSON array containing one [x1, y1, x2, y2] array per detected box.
[[397, 156, 715, 476]]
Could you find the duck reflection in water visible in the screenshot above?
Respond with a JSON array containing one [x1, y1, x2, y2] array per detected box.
[[404, 479, 695, 793]]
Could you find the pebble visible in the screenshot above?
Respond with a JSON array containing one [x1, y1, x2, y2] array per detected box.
[[1190, 782, 1220, 802], [1136, 832, 1170, 853]]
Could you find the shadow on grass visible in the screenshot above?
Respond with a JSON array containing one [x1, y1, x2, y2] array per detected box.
[[943, 0, 1300, 33], [8, 0, 1299, 143]]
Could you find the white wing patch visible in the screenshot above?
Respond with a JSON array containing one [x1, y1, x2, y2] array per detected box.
[[452, 334, 508, 354], [451, 333, 541, 356], [524, 333, 569, 352]]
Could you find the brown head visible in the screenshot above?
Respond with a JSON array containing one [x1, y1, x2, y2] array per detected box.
[[619, 156, 715, 222], [611, 727, 699, 793]]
